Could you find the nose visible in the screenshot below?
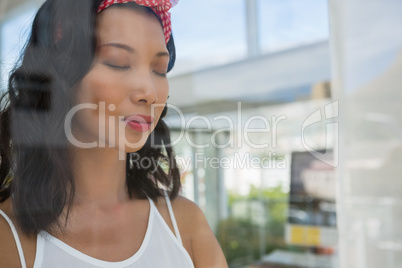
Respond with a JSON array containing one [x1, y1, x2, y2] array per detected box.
[[129, 71, 158, 104]]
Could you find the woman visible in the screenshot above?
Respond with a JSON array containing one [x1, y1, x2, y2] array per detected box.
[[0, 0, 228, 267]]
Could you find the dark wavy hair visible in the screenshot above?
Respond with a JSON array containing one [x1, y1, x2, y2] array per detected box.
[[0, 0, 180, 235]]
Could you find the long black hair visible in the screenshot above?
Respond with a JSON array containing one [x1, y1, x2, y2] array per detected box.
[[0, 0, 180, 235]]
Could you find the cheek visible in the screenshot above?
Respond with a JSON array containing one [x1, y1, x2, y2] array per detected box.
[[154, 83, 169, 118], [78, 74, 124, 106], [153, 105, 165, 121], [155, 79, 169, 104], [72, 72, 123, 136]]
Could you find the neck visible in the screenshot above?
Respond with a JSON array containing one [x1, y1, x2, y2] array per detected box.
[[70, 146, 130, 208]]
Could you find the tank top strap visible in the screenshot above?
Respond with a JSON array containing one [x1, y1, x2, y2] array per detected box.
[[0, 209, 27, 268], [163, 190, 183, 245]]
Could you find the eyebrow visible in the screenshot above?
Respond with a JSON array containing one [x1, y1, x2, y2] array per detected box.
[[100, 42, 169, 58], [155, 51, 170, 58], [100, 42, 135, 53]]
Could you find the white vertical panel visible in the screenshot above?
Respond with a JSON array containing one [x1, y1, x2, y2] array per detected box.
[[329, 0, 402, 267]]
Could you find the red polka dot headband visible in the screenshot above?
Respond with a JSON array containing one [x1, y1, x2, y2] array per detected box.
[[97, 0, 179, 44]]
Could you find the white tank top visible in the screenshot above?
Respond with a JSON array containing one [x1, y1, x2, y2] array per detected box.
[[0, 192, 195, 268]]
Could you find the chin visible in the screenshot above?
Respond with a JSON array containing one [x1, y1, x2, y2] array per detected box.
[[124, 144, 146, 153], [116, 136, 150, 153]]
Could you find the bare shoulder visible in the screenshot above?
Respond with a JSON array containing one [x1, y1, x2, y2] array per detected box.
[[0, 199, 22, 267], [171, 195, 228, 268], [170, 195, 204, 227], [168, 195, 208, 236], [155, 194, 201, 234]]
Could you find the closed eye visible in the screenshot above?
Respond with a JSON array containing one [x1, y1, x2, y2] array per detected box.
[[104, 63, 130, 70], [153, 70, 167, 77]]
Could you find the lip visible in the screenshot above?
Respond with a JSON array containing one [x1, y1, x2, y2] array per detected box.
[[123, 114, 154, 132], [124, 114, 154, 124]]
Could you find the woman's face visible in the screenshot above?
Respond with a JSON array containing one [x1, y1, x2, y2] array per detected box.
[[71, 6, 169, 153]]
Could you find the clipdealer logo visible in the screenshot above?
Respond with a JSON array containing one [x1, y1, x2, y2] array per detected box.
[[301, 100, 339, 167], [62, 100, 338, 165]]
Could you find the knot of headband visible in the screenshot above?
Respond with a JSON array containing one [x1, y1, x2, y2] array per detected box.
[[97, 0, 179, 44]]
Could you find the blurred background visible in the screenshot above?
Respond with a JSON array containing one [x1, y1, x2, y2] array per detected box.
[[1, 0, 401, 267]]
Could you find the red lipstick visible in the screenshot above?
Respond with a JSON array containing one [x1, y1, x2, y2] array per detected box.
[[123, 114, 154, 132]]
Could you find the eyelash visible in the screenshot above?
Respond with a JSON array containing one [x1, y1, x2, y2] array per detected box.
[[153, 71, 167, 77], [104, 63, 130, 70], [104, 63, 167, 77]]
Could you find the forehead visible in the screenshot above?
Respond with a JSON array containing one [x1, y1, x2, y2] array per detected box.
[[95, 6, 166, 48]]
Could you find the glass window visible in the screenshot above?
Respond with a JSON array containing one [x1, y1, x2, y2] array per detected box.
[[170, 0, 247, 75], [1, 5, 37, 91], [259, 0, 329, 53]]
